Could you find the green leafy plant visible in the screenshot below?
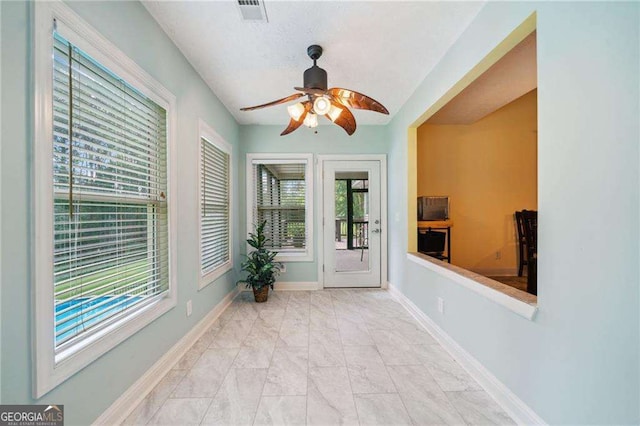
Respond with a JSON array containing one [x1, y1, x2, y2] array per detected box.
[[238, 221, 281, 290]]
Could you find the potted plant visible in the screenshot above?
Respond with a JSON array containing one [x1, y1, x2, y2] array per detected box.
[[238, 221, 281, 303]]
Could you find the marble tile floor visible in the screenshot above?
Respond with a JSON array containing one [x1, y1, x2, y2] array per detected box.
[[123, 289, 515, 426]]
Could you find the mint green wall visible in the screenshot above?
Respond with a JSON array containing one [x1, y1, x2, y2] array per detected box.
[[0, 1, 240, 424], [388, 2, 639, 423], [0, 0, 4, 405], [239, 125, 390, 283]]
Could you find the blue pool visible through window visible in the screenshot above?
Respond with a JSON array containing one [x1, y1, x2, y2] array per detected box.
[[55, 296, 141, 344]]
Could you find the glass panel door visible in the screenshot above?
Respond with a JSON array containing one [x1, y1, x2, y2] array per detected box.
[[334, 177, 369, 272], [323, 161, 381, 288]]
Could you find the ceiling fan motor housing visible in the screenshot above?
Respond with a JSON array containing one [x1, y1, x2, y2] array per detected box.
[[303, 65, 327, 91], [304, 45, 327, 90]]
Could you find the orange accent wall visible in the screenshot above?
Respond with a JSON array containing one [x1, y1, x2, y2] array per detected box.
[[417, 89, 537, 274]]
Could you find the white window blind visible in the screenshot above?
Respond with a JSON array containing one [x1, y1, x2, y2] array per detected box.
[[200, 137, 230, 275], [253, 162, 307, 252], [52, 32, 169, 352]]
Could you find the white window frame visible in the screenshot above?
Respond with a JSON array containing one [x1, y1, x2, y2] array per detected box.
[[246, 153, 314, 262], [198, 119, 233, 289], [33, 1, 178, 398]]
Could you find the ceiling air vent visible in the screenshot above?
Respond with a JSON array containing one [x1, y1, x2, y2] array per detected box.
[[237, 0, 268, 23]]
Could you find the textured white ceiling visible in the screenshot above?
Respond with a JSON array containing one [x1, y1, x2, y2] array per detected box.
[[142, 1, 485, 126]]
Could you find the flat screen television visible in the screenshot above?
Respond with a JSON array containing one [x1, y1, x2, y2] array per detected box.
[[417, 196, 449, 221]]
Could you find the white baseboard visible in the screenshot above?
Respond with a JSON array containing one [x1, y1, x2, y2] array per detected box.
[[93, 287, 240, 425], [388, 283, 545, 426], [275, 281, 318, 290], [240, 281, 319, 291]]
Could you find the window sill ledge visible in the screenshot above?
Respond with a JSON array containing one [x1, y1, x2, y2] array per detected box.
[[275, 253, 313, 263], [407, 252, 537, 320]]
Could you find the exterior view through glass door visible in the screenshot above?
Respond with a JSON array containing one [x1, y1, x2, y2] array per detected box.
[[323, 160, 381, 287]]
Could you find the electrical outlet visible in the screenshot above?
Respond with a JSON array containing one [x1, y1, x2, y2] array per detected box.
[[186, 300, 192, 317], [279, 264, 286, 273], [437, 297, 445, 314], [495, 250, 502, 260]]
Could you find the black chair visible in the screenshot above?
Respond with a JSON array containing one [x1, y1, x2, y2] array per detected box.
[[515, 211, 528, 277], [520, 210, 538, 295]]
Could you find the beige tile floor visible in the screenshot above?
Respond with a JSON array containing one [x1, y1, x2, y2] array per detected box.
[[123, 289, 515, 426]]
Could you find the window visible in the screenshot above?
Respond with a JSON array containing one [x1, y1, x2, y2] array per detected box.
[[34, 2, 177, 397], [246, 154, 313, 262], [199, 120, 232, 288], [52, 30, 170, 349]]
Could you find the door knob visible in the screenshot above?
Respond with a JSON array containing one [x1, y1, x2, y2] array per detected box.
[[371, 229, 381, 234]]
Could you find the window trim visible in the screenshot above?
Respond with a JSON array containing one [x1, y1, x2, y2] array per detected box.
[[198, 119, 233, 289], [33, 0, 178, 398], [246, 153, 314, 262]]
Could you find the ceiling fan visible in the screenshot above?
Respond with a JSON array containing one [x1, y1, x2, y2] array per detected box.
[[240, 45, 389, 136]]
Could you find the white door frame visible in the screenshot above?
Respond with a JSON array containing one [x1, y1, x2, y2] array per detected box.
[[316, 154, 387, 289]]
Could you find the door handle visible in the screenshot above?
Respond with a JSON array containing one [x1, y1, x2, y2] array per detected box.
[[371, 228, 381, 234]]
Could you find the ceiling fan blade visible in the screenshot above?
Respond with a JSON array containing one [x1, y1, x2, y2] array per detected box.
[[281, 102, 312, 136], [294, 87, 326, 96], [328, 88, 389, 115], [240, 93, 304, 111], [328, 101, 356, 135]]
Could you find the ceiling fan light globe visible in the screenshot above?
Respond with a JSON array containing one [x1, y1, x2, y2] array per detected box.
[[313, 97, 331, 115], [304, 112, 318, 128], [287, 103, 305, 121], [328, 105, 343, 122]]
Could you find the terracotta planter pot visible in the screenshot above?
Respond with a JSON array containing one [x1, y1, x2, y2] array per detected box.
[[253, 285, 269, 303]]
